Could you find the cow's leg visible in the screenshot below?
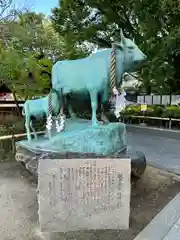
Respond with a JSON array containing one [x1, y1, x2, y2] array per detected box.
[[30, 120, 37, 140], [100, 90, 110, 123], [68, 104, 77, 119], [65, 94, 77, 119], [25, 112, 32, 141], [90, 90, 98, 126], [101, 104, 110, 124]]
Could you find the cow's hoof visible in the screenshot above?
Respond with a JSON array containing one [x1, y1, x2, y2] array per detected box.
[[101, 116, 110, 124], [70, 114, 77, 119], [91, 120, 100, 127]]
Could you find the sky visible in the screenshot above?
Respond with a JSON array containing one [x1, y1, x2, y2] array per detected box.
[[13, 0, 59, 16]]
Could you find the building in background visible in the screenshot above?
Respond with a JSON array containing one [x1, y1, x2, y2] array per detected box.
[[0, 83, 13, 101], [122, 72, 141, 93]]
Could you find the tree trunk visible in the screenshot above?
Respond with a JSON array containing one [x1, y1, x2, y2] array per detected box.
[[12, 91, 21, 116]]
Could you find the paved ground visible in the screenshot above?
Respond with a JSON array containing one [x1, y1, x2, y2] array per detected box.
[[0, 162, 41, 240], [126, 125, 180, 175]]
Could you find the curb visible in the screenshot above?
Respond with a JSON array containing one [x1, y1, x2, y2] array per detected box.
[[134, 192, 180, 240], [147, 162, 180, 177], [126, 124, 180, 140], [126, 124, 180, 133]]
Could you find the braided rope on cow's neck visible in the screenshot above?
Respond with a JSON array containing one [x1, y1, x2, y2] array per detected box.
[[110, 43, 116, 95], [48, 90, 52, 118]]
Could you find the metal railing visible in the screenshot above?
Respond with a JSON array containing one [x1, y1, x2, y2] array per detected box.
[[121, 115, 180, 129], [0, 131, 44, 161]]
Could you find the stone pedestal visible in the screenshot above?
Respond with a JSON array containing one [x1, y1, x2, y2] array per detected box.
[[15, 118, 146, 179], [15, 146, 146, 179], [38, 158, 131, 232], [17, 119, 126, 155]]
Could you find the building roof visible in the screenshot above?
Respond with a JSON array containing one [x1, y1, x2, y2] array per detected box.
[[0, 83, 11, 93]]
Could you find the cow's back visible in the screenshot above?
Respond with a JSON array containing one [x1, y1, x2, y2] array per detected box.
[[51, 57, 109, 94]]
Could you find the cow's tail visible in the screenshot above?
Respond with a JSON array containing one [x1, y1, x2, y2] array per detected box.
[[22, 103, 28, 117], [22, 106, 25, 116]]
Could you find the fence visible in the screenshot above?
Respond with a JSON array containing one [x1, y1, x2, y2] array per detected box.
[[137, 95, 180, 105], [120, 115, 180, 129], [0, 101, 24, 117]]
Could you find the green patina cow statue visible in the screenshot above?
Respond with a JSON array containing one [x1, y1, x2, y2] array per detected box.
[[51, 30, 146, 126]]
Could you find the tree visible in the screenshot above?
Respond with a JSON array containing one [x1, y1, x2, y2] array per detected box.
[[51, 0, 180, 94], [0, 8, 90, 105], [0, 12, 59, 101], [0, 0, 20, 21], [0, 0, 29, 43], [0, 47, 51, 100]]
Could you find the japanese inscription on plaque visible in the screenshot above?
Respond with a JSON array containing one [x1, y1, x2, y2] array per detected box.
[[38, 158, 131, 232]]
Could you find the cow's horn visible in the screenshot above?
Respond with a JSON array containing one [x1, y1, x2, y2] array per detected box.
[[120, 28, 125, 40]]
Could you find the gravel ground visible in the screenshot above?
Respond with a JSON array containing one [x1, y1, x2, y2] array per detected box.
[[0, 162, 43, 240]]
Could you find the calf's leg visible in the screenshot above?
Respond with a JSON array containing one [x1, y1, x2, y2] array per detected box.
[[30, 120, 37, 140], [25, 112, 32, 141]]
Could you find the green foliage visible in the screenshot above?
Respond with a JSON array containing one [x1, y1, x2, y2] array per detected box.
[[162, 106, 180, 118], [0, 47, 52, 99], [122, 104, 180, 118], [0, 10, 90, 100], [0, 116, 25, 136], [123, 105, 141, 116]]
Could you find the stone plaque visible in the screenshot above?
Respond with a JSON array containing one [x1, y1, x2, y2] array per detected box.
[[38, 158, 131, 232]]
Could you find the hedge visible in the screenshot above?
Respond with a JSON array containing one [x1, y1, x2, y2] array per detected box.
[[122, 105, 180, 118]]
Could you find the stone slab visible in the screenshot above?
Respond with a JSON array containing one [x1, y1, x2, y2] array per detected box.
[[38, 158, 131, 232], [133, 192, 180, 240], [16, 118, 126, 156]]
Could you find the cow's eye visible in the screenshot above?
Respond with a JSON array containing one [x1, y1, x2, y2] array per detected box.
[[128, 46, 134, 50], [117, 45, 123, 50]]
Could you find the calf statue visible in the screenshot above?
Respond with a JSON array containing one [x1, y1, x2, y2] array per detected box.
[[22, 89, 65, 141], [51, 29, 146, 125]]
